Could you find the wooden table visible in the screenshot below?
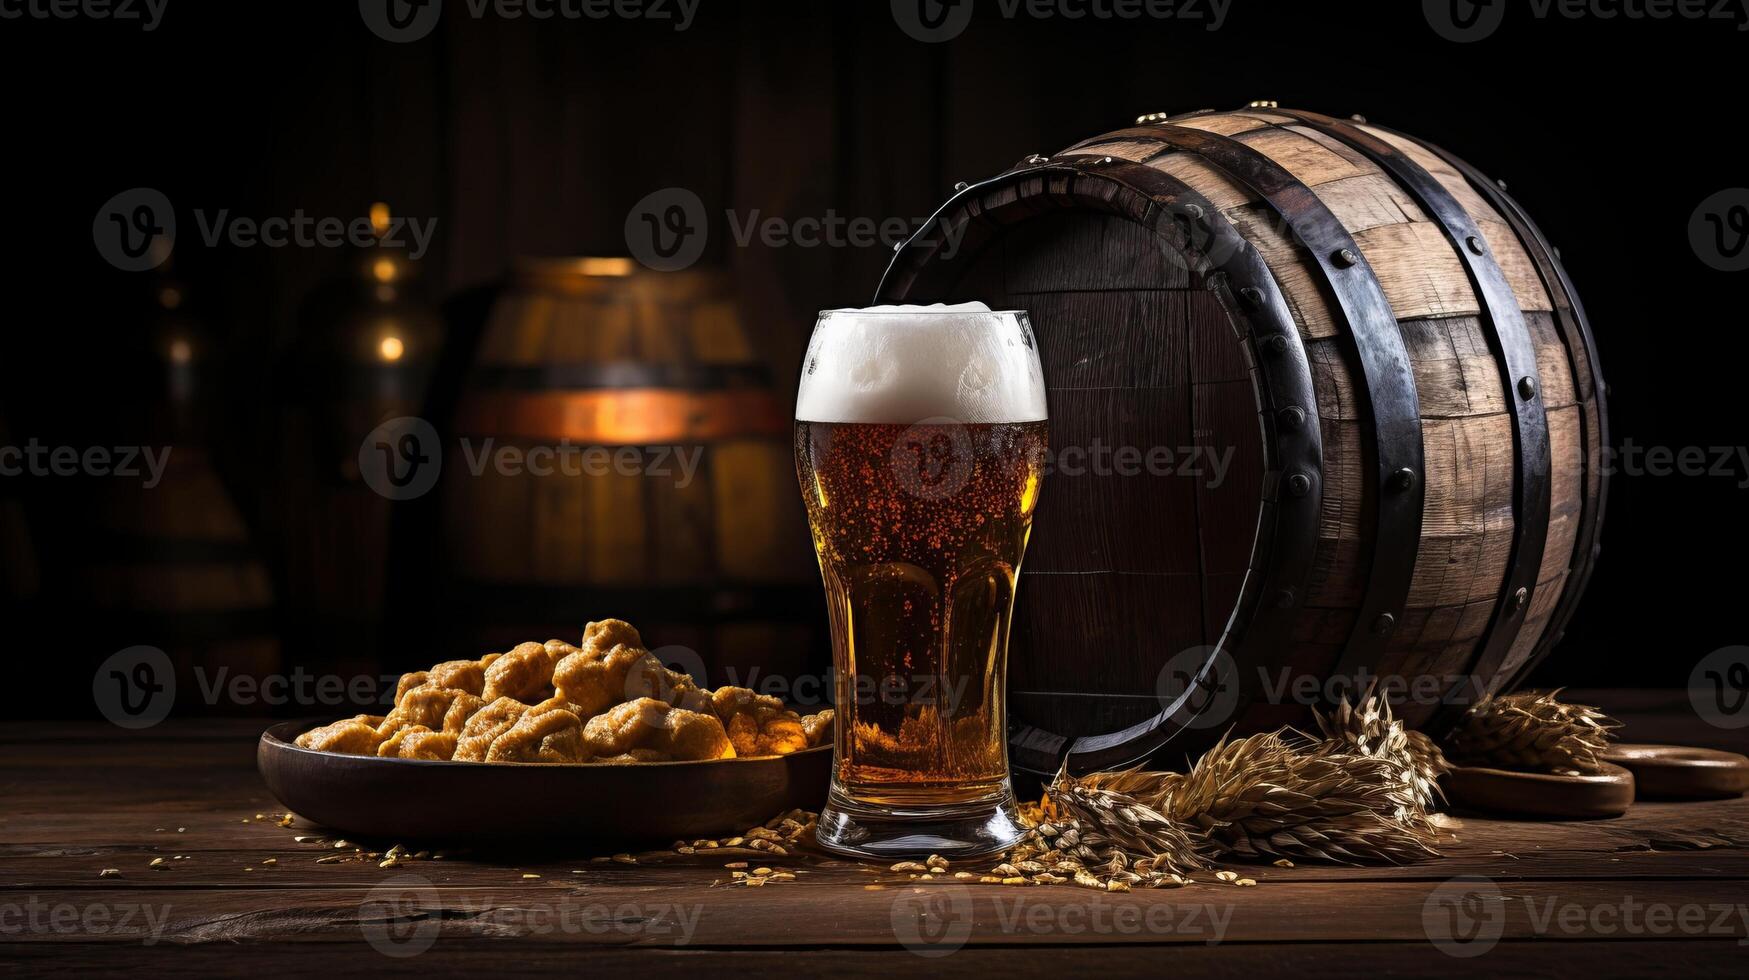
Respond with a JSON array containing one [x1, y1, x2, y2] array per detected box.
[[4, 690, 1746, 977]]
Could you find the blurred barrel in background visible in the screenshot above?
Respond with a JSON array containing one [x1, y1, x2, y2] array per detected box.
[[78, 281, 281, 697], [442, 259, 821, 691], [276, 225, 444, 677]]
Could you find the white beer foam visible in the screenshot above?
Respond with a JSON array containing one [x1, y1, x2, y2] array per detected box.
[[796, 303, 1047, 424]]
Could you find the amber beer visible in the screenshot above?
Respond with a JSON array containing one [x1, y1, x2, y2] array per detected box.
[[795, 305, 1046, 857]]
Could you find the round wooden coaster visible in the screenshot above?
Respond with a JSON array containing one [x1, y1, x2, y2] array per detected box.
[[1601, 743, 1749, 800], [1443, 762, 1635, 819]]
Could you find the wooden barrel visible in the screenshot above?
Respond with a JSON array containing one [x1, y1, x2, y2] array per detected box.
[[82, 447, 282, 688], [443, 260, 820, 688], [877, 105, 1607, 775], [79, 286, 282, 698]]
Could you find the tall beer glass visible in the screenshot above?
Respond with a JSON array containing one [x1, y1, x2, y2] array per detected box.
[[794, 304, 1047, 857]]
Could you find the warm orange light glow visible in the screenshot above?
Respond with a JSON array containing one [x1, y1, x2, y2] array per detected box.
[[379, 335, 405, 362], [369, 202, 392, 237], [576, 257, 636, 277], [456, 390, 788, 445], [168, 338, 193, 364], [158, 286, 183, 310], [372, 257, 398, 283]]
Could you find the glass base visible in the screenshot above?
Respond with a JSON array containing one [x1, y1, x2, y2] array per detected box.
[[813, 780, 1026, 859]]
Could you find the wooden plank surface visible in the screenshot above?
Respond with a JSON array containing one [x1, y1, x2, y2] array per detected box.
[[2, 690, 1744, 975]]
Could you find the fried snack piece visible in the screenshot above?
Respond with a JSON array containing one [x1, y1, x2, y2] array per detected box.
[[583, 698, 735, 762], [295, 714, 387, 755], [711, 686, 809, 757], [452, 696, 531, 762], [485, 697, 588, 763], [394, 653, 501, 702], [399, 730, 459, 760], [441, 693, 487, 735], [554, 619, 708, 718], [376, 725, 460, 760], [482, 641, 562, 703], [379, 686, 476, 737], [801, 708, 835, 747]]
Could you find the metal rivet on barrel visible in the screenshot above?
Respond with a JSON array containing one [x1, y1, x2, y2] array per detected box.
[[1496, 178, 1509, 190], [1183, 203, 1206, 221], [1372, 613, 1396, 635], [1136, 111, 1172, 125], [1465, 235, 1485, 255], [1026, 154, 1050, 164], [1512, 587, 1529, 612], [1274, 588, 1296, 610], [953, 181, 969, 192], [1552, 630, 1566, 646], [1278, 406, 1306, 429], [1286, 473, 1312, 497], [1332, 247, 1359, 268], [1263, 334, 1290, 356], [1350, 113, 1368, 123], [1388, 467, 1417, 493], [1238, 285, 1263, 307], [1591, 544, 1602, 560], [1517, 376, 1538, 400]]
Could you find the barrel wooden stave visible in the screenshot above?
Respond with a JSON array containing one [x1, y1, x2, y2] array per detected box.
[[878, 106, 1606, 751], [1080, 110, 1602, 726]]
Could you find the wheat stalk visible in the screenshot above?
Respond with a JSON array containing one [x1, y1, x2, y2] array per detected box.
[[1313, 683, 1451, 818], [1443, 689, 1619, 774]]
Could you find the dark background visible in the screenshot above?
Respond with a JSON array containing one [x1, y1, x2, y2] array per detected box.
[[1, 0, 1742, 718]]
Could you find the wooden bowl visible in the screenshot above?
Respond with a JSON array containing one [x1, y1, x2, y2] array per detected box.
[[258, 721, 831, 847], [1602, 743, 1749, 800], [1443, 762, 1635, 820]]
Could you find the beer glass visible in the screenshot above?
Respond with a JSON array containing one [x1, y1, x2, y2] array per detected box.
[[794, 304, 1047, 857]]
